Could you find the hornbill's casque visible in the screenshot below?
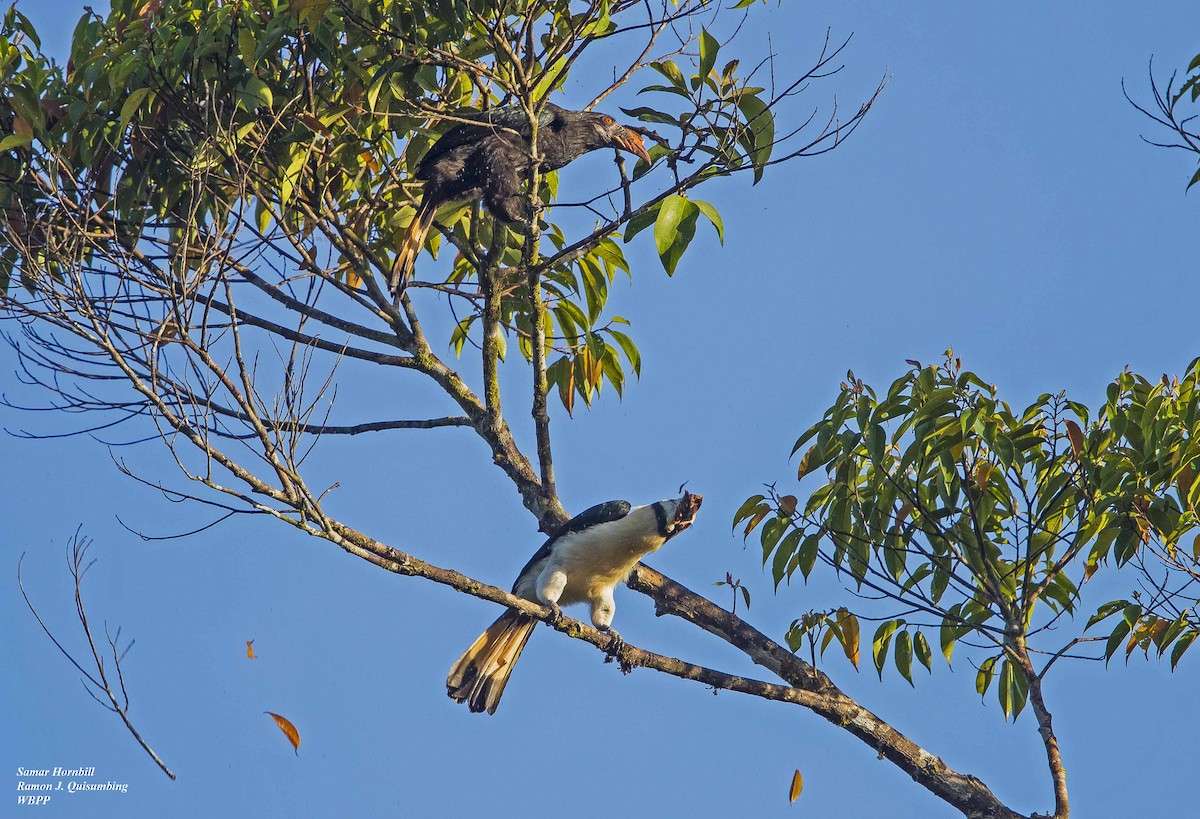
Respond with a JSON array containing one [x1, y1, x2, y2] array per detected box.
[[389, 103, 652, 295], [447, 491, 703, 714]]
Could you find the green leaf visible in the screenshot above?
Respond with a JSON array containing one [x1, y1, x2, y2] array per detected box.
[[698, 28, 719, 85], [759, 516, 788, 562], [449, 315, 475, 357], [607, 329, 641, 378], [119, 87, 155, 134], [940, 612, 960, 666], [872, 620, 902, 680], [895, 630, 914, 686], [653, 195, 699, 275], [1170, 630, 1197, 669], [797, 534, 820, 580], [618, 106, 680, 126], [882, 533, 906, 580], [654, 196, 688, 256], [772, 528, 803, 589], [732, 495, 767, 530], [623, 204, 660, 243], [241, 76, 273, 110], [1085, 600, 1127, 632], [741, 504, 771, 539], [796, 444, 822, 479], [0, 132, 32, 153], [785, 622, 803, 652], [691, 199, 725, 244], [1187, 165, 1200, 193], [975, 655, 998, 697], [1104, 620, 1132, 665], [737, 93, 775, 183], [913, 631, 933, 673], [997, 659, 1028, 721], [532, 55, 569, 100], [998, 659, 1015, 718], [649, 60, 686, 88]]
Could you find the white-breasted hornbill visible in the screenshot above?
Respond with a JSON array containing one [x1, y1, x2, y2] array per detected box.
[[389, 103, 652, 296], [446, 491, 703, 714]]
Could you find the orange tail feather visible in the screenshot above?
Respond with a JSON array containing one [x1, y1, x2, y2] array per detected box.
[[390, 200, 436, 297], [446, 609, 537, 715]]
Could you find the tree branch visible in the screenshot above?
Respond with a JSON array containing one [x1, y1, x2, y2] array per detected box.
[[319, 519, 1022, 819], [18, 536, 176, 780]]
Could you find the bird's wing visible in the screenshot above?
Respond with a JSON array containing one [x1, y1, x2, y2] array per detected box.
[[512, 499, 632, 591], [479, 103, 562, 131], [417, 104, 564, 174]]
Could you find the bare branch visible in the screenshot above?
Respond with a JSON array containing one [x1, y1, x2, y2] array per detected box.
[[18, 534, 176, 780]]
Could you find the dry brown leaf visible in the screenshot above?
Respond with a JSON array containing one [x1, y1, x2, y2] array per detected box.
[[246, 640, 256, 659], [789, 769, 804, 803], [1177, 465, 1196, 500], [1065, 420, 1085, 458], [265, 712, 301, 755], [151, 319, 179, 344], [296, 112, 330, 136]]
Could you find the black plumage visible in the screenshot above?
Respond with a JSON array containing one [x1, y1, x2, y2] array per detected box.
[[389, 103, 651, 295]]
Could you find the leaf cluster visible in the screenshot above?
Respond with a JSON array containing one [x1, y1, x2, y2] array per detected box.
[[0, 0, 877, 419], [736, 353, 1200, 720]]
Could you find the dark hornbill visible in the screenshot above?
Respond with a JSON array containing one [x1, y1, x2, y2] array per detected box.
[[389, 103, 652, 296], [447, 491, 703, 714]]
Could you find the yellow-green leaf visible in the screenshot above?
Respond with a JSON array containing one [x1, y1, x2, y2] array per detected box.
[[698, 28, 719, 85], [119, 87, 154, 135]]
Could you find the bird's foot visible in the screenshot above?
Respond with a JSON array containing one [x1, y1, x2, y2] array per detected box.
[[544, 602, 564, 628], [523, 194, 544, 219], [600, 627, 632, 673], [501, 217, 542, 238]]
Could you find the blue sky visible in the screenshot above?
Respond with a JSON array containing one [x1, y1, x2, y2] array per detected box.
[[3, 2, 1198, 817]]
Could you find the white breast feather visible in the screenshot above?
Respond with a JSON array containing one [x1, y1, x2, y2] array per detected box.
[[540, 504, 667, 606]]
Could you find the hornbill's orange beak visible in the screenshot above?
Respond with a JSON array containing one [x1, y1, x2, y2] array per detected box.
[[616, 128, 652, 164], [668, 491, 703, 536]]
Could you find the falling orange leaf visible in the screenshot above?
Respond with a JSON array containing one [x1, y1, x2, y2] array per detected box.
[[1065, 420, 1085, 458], [789, 769, 804, 803], [246, 640, 256, 659], [265, 712, 301, 755]]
